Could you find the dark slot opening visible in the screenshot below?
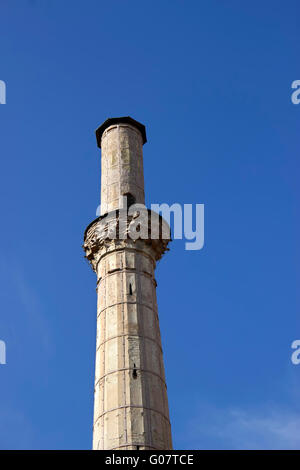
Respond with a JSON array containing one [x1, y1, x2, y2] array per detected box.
[[124, 192, 136, 208], [129, 283, 133, 295], [136, 445, 140, 450], [133, 363, 137, 379]]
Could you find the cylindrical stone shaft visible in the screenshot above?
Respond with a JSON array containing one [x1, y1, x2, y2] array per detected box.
[[84, 117, 172, 450], [93, 242, 172, 450], [100, 122, 145, 215]]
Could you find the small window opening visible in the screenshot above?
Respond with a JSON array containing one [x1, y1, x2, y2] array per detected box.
[[136, 445, 140, 450], [124, 192, 136, 208], [133, 363, 137, 379], [129, 283, 133, 295]]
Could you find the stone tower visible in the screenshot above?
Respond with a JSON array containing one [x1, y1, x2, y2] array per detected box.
[[83, 117, 172, 450]]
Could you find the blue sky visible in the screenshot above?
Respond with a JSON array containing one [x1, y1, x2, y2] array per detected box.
[[0, 0, 299, 449]]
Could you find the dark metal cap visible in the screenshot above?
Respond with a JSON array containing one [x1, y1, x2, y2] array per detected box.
[[95, 116, 147, 148]]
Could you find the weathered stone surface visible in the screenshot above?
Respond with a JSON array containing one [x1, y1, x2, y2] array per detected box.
[[100, 123, 145, 215], [83, 118, 172, 450]]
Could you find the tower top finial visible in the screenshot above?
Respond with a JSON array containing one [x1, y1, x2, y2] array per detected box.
[[95, 116, 147, 148]]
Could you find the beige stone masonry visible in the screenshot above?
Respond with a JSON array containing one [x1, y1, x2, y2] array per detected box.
[[83, 118, 172, 450]]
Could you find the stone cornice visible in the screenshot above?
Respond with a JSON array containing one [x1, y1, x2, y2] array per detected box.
[[83, 209, 171, 272]]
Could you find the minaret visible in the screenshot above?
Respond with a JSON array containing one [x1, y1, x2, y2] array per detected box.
[[83, 117, 172, 450]]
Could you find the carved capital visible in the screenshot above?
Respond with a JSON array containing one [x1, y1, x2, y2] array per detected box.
[[83, 209, 171, 272]]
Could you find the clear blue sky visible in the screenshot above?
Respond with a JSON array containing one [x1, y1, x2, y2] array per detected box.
[[0, 0, 299, 450]]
